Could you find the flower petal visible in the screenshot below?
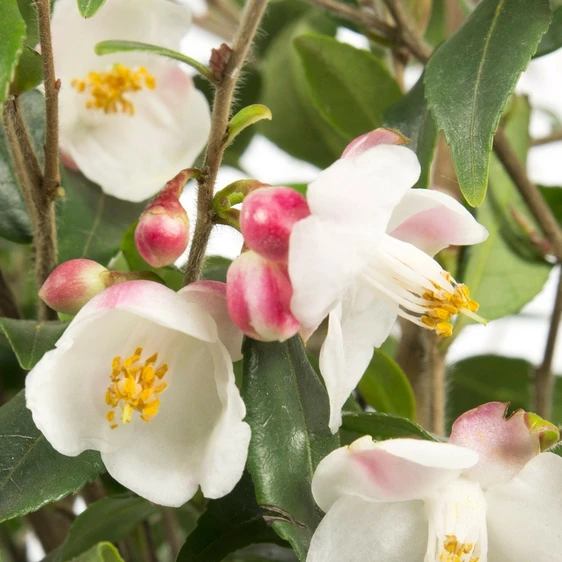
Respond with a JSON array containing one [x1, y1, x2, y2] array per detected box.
[[312, 436, 479, 512], [180, 281, 243, 362], [319, 281, 398, 432], [308, 496, 427, 562], [486, 452, 562, 561], [450, 402, 545, 488], [387, 189, 488, 256]]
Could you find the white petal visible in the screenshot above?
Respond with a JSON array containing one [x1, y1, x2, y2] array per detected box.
[[308, 496, 427, 562], [180, 281, 243, 362], [319, 281, 398, 432], [486, 453, 562, 561], [387, 189, 488, 256], [312, 436, 479, 513], [307, 145, 421, 227], [63, 68, 211, 201]]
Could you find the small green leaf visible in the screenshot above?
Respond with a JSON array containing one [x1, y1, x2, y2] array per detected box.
[[77, 0, 106, 17], [0, 0, 26, 107], [0, 392, 104, 522], [0, 319, 66, 370], [384, 74, 438, 188], [201, 256, 232, 283], [342, 412, 437, 441], [177, 473, 286, 562], [95, 40, 213, 81], [425, 0, 551, 206], [540, 185, 562, 224], [10, 44, 43, 95], [295, 34, 401, 140], [60, 495, 158, 560], [536, 6, 562, 57], [226, 104, 272, 148], [70, 543, 124, 562], [358, 350, 416, 419], [241, 336, 338, 561]]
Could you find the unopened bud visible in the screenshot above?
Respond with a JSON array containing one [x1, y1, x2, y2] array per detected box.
[[226, 251, 300, 342], [240, 186, 310, 263], [342, 128, 408, 160], [134, 170, 194, 268], [39, 259, 109, 315]]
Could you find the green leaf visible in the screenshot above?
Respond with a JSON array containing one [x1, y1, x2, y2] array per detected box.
[[227, 105, 272, 148], [425, 0, 551, 206], [536, 6, 562, 57], [177, 473, 286, 562], [201, 256, 232, 283], [295, 34, 401, 140], [60, 495, 158, 560], [0, 391, 104, 522], [540, 185, 562, 224], [16, 0, 38, 47], [0, 0, 26, 107], [70, 543, 124, 562], [10, 44, 43, 95], [358, 350, 416, 419], [77, 0, 106, 17], [384, 74, 438, 188], [241, 336, 338, 560], [0, 319, 66, 370], [341, 412, 437, 441], [457, 96, 551, 326]]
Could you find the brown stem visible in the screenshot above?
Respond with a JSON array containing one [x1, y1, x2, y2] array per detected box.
[[27, 506, 71, 553], [162, 508, 182, 559], [535, 270, 562, 419], [142, 522, 159, 562], [0, 268, 21, 319], [532, 130, 562, 146], [427, 333, 446, 435], [183, 0, 268, 285]]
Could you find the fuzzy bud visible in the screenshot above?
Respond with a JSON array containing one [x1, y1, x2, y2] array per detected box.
[[39, 259, 109, 315], [134, 170, 193, 268], [226, 251, 300, 342], [240, 186, 310, 263]]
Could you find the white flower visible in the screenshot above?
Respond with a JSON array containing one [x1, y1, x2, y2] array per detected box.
[[52, 0, 211, 202], [288, 132, 489, 431], [307, 402, 562, 562], [25, 280, 249, 507]]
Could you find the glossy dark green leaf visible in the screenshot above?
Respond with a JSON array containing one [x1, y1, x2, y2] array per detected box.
[[16, 0, 38, 47], [0, 319, 66, 370], [295, 34, 401, 140], [536, 6, 562, 57], [10, 44, 42, 95], [357, 350, 416, 419], [384, 74, 437, 188], [241, 336, 338, 560], [70, 543, 124, 562], [425, 0, 551, 206], [177, 473, 286, 562], [0, 391, 104, 522], [77, 0, 106, 17], [201, 255, 232, 283], [60, 495, 158, 560], [0, 0, 26, 106], [540, 185, 562, 224], [342, 412, 437, 441]]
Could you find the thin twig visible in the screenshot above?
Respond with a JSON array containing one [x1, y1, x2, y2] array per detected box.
[[142, 521, 159, 562], [183, 0, 268, 285], [0, 268, 21, 319], [535, 269, 562, 419], [162, 508, 182, 559], [532, 130, 562, 146], [426, 333, 446, 435]]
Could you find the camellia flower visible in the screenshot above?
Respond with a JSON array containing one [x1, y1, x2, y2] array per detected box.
[[307, 402, 561, 562], [26, 280, 249, 507], [288, 129, 489, 431], [52, 0, 211, 202]]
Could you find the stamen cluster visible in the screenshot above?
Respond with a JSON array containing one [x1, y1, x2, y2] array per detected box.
[[440, 535, 479, 562]]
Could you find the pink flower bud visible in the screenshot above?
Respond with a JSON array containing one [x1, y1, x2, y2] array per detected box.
[[39, 259, 109, 315], [342, 128, 408, 160], [134, 170, 193, 268], [240, 186, 310, 263], [226, 251, 300, 342]]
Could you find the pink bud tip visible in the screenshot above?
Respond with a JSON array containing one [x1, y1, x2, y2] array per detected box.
[[226, 251, 301, 342], [240, 186, 310, 263], [39, 259, 109, 315], [342, 128, 408, 160]]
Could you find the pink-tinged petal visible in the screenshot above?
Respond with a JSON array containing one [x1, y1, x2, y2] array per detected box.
[[180, 281, 243, 362], [226, 251, 300, 342], [341, 128, 408, 161], [312, 436, 478, 512], [387, 189, 488, 256], [450, 402, 559, 488], [486, 452, 562, 561], [308, 496, 427, 562]]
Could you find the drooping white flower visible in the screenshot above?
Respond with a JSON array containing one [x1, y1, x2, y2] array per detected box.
[[25, 280, 249, 507], [52, 0, 211, 202], [288, 130, 489, 431], [307, 402, 561, 562]]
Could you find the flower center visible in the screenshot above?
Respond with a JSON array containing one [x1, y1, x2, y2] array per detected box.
[[105, 347, 168, 429], [71, 64, 157, 115], [440, 535, 479, 562]]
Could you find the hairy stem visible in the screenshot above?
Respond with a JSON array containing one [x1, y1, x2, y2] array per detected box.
[[427, 333, 446, 435], [532, 130, 562, 146], [184, 0, 268, 285]]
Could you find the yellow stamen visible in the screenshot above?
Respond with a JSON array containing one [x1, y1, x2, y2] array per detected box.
[[439, 535, 479, 562], [71, 64, 157, 115], [105, 347, 168, 429]]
